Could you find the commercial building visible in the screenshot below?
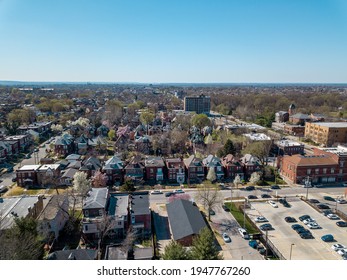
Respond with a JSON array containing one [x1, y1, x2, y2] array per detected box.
[[305, 122, 347, 147], [184, 94, 210, 114]]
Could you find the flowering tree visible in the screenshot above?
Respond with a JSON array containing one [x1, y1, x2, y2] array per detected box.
[[249, 172, 261, 185], [91, 171, 108, 188], [233, 174, 241, 188]]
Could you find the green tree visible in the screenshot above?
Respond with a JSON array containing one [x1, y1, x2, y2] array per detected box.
[[195, 184, 222, 221], [162, 240, 190, 260], [120, 178, 136, 192], [108, 129, 116, 140], [140, 111, 155, 134], [190, 227, 223, 260], [0, 218, 44, 260], [191, 114, 211, 130]]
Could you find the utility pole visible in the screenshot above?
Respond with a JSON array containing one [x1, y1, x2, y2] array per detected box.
[[305, 176, 311, 200], [289, 243, 295, 260]]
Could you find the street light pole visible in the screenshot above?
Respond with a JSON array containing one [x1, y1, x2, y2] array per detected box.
[[305, 176, 311, 200], [289, 243, 295, 260]]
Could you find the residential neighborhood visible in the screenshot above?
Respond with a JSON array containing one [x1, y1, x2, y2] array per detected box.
[[0, 84, 347, 261]]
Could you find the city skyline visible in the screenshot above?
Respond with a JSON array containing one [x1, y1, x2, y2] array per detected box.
[[1, 0, 347, 83]]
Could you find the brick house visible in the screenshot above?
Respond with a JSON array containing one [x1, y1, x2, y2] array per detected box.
[[129, 191, 151, 239], [144, 156, 165, 183], [203, 155, 224, 181], [165, 158, 185, 184], [276, 140, 305, 156], [166, 199, 207, 246], [240, 154, 262, 179], [221, 154, 244, 180], [280, 154, 339, 185], [107, 193, 129, 239], [36, 164, 61, 187], [54, 134, 74, 156], [79, 157, 102, 178], [4, 134, 32, 151], [103, 155, 124, 186], [16, 165, 41, 187], [183, 155, 205, 184], [82, 188, 109, 241], [124, 157, 145, 183]]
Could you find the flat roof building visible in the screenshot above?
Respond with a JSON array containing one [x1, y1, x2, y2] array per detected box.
[[184, 94, 210, 114], [305, 122, 347, 147]]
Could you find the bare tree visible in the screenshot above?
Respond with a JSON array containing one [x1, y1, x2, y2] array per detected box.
[[195, 184, 222, 221]]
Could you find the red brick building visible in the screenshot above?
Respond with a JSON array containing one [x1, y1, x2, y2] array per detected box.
[[280, 154, 340, 185], [221, 154, 244, 180]]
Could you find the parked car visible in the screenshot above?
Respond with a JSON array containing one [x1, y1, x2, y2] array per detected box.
[[336, 198, 347, 204], [285, 216, 297, 223], [336, 221, 347, 227], [268, 200, 278, 208], [309, 199, 320, 204], [209, 209, 216, 216], [260, 223, 274, 231], [248, 195, 258, 199], [0, 185, 8, 193], [337, 248, 347, 256], [165, 192, 174, 197], [299, 215, 311, 221], [323, 196, 335, 202], [11, 177, 17, 182], [222, 204, 230, 212], [270, 185, 281, 189], [327, 214, 340, 220], [245, 186, 255, 191], [238, 227, 250, 239], [317, 203, 330, 210], [150, 190, 163, 195], [291, 224, 304, 230], [255, 216, 268, 223], [331, 243, 346, 251], [261, 194, 271, 199], [296, 227, 310, 234], [174, 189, 185, 194], [307, 222, 321, 229], [322, 209, 333, 216], [321, 234, 334, 242], [222, 233, 231, 243], [300, 232, 314, 239], [303, 218, 316, 225], [33, 148, 39, 152]]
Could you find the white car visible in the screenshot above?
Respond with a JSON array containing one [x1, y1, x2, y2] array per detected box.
[[150, 190, 163, 195], [307, 222, 321, 229], [303, 218, 316, 225], [255, 216, 268, 223], [268, 200, 278, 208], [337, 248, 347, 256], [331, 243, 346, 251], [222, 233, 231, 243], [327, 214, 340, 220], [238, 227, 250, 239], [174, 189, 185, 194], [336, 199, 347, 204]]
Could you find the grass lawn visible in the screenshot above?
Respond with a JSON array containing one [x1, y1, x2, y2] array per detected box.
[[224, 202, 259, 234]]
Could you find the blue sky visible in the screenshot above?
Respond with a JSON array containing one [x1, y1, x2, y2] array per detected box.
[[0, 0, 347, 83]]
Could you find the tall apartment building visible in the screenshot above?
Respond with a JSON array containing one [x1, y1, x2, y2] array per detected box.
[[305, 122, 347, 147], [184, 94, 210, 114]]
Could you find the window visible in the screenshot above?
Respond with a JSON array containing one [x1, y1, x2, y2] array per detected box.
[[84, 225, 88, 231], [315, 168, 319, 174], [340, 161, 344, 168], [331, 168, 335, 174], [307, 169, 311, 175], [99, 209, 103, 216], [340, 169, 343, 174], [217, 166, 222, 172], [118, 222, 122, 226], [84, 210, 89, 217], [150, 168, 153, 174], [197, 167, 202, 172], [323, 168, 327, 174]]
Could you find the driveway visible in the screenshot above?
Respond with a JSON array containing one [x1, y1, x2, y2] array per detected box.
[[151, 203, 171, 256]]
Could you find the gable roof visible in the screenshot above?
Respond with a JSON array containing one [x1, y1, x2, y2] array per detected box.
[[83, 188, 108, 210], [104, 155, 123, 170], [80, 157, 102, 171], [183, 155, 202, 168], [144, 156, 165, 167], [203, 154, 222, 167], [241, 154, 261, 166], [47, 249, 97, 260], [166, 199, 207, 241]]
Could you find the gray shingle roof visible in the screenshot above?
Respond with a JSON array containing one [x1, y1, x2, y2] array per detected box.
[[47, 249, 97, 260], [130, 191, 150, 215], [166, 199, 207, 241], [83, 188, 108, 210]]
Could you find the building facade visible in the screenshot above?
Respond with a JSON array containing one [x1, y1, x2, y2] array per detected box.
[[305, 122, 347, 147], [184, 94, 211, 114]]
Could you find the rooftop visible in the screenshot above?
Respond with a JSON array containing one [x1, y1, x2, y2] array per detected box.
[[277, 140, 304, 147], [108, 193, 129, 217], [83, 188, 108, 210], [311, 122, 347, 128], [18, 165, 41, 171], [130, 191, 150, 215], [320, 145, 347, 155], [244, 133, 271, 141]]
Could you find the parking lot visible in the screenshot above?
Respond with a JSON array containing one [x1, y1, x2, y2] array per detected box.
[[247, 197, 347, 260]]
